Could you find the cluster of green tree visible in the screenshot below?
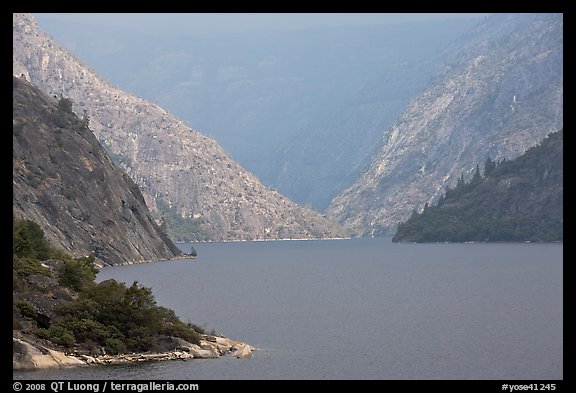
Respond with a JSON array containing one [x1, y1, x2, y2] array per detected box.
[[393, 130, 563, 242], [155, 199, 210, 242], [52, 95, 77, 129], [13, 218, 201, 355]]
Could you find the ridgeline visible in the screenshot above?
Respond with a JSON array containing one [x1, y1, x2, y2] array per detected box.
[[393, 129, 563, 242]]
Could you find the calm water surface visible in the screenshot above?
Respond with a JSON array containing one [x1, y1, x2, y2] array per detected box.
[[15, 239, 563, 380]]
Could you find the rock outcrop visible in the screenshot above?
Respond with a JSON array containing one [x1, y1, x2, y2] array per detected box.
[[13, 332, 254, 371], [13, 76, 182, 265], [13, 13, 345, 241], [327, 13, 563, 236], [13, 334, 85, 371]]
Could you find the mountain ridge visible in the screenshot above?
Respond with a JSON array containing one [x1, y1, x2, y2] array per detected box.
[[392, 129, 563, 242], [326, 13, 563, 236], [13, 76, 182, 265], [33, 15, 481, 210], [13, 13, 345, 241]]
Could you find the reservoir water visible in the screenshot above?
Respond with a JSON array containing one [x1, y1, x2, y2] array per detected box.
[[14, 239, 563, 380]]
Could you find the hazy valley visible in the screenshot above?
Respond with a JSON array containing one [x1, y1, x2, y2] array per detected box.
[[14, 13, 345, 242], [30, 13, 563, 240], [12, 12, 563, 380], [34, 16, 479, 210]]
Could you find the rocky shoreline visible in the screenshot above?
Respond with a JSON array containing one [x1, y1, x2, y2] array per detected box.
[[13, 332, 254, 371]]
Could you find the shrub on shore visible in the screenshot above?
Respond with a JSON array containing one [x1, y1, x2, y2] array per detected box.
[[13, 217, 201, 354]]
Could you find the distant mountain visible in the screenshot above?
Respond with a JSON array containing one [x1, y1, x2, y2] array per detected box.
[[327, 13, 563, 236], [13, 13, 345, 241], [393, 129, 563, 242], [34, 15, 480, 210], [13, 76, 182, 265]]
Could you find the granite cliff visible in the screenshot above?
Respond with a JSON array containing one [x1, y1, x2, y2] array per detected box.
[[13, 13, 345, 241], [13, 76, 182, 265], [31, 15, 480, 211], [327, 13, 563, 236]]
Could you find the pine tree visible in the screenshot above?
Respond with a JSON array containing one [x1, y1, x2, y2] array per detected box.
[[484, 157, 496, 177], [57, 95, 74, 114], [471, 164, 482, 185], [457, 173, 465, 188]]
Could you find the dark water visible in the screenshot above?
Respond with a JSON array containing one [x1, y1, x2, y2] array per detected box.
[[15, 239, 563, 380]]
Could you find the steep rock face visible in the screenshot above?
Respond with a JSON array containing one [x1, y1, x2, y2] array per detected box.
[[13, 13, 345, 241], [327, 13, 563, 236], [31, 16, 479, 211], [13, 76, 182, 265]]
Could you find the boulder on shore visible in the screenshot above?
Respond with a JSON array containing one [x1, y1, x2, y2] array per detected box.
[[13, 336, 84, 371]]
